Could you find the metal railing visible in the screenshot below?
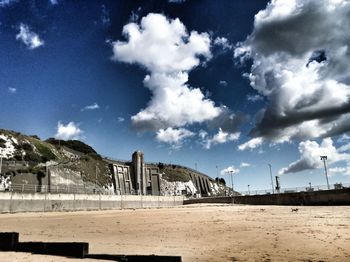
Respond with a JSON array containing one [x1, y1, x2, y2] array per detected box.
[[1, 183, 115, 195], [239, 183, 350, 196]]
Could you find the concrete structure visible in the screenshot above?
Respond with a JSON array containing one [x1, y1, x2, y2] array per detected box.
[[107, 151, 217, 197], [107, 151, 160, 195], [184, 189, 350, 206], [0, 192, 183, 213]]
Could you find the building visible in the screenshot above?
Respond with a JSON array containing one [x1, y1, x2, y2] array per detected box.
[[107, 151, 160, 195]]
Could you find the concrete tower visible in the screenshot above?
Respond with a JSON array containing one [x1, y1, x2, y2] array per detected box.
[[132, 151, 145, 195]]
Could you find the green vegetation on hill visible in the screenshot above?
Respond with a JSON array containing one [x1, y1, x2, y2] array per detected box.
[[0, 129, 111, 189], [46, 138, 101, 159], [158, 163, 191, 182]]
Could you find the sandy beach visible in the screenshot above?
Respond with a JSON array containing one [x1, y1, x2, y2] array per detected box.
[[0, 204, 349, 261]]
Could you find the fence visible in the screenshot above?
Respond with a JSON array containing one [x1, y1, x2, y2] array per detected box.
[[0, 183, 164, 196], [239, 183, 350, 196]]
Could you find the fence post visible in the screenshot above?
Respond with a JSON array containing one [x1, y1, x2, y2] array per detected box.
[[9, 190, 13, 213], [22, 184, 24, 193]]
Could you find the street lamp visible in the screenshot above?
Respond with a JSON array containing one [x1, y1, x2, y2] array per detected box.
[[248, 184, 250, 195], [268, 164, 275, 194], [225, 170, 234, 195], [320, 156, 330, 190]]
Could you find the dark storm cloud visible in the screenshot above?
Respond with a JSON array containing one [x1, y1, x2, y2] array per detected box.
[[235, 0, 350, 145]]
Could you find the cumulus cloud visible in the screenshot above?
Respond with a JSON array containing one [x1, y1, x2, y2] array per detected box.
[[55, 121, 83, 140], [81, 102, 99, 111], [279, 138, 350, 175], [235, 0, 350, 144], [16, 23, 44, 49], [156, 127, 194, 149], [238, 137, 264, 151], [202, 128, 240, 149], [220, 165, 240, 176], [207, 108, 247, 134], [8, 87, 16, 94], [112, 13, 222, 133]]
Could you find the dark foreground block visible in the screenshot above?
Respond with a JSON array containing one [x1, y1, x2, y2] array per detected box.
[[16, 242, 89, 258], [86, 254, 182, 262], [0, 232, 19, 251]]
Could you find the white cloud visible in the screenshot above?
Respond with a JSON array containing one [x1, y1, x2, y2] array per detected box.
[[8, 87, 16, 94], [329, 166, 350, 176], [156, 127, 194, 149], [168, 0, 186, 3], [0, 0, 16, 7], [101, 4, 110, 26], [214, 37, 232, 50], [81, 102, 99, 111], [219, 80, 228, 86], [279, 138, 350, 175], [202, 128, 240, 149], [240, 162, 251, 168], [238, 137, 264, 151], [55, 121, 83, 140], [235, 0, 350, 143], [16, 23, 44, 49], [247, 94, 263, 102], [111, 13, 221, 132], [117, 117, 125, 122], [221, 165, 240, 176]]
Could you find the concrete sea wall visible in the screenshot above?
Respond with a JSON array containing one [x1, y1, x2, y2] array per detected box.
[[0, 192, 183, 213], [184, 189, 350, 206]]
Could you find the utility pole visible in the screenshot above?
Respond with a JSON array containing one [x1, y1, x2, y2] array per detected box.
[[195, 162, 197, 171], [268, 164, 275, 194], [320, 156, 330, 190], [248, 184, 250, 195]]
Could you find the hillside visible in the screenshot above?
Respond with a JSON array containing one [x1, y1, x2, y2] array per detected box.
[[0, 129, 112, 193]]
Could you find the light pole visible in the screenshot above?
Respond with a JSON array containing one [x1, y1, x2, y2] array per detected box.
[[320, 156, 330, 189], [268, 164, 275, 194], [248, 184, 250, 195], [95, 165, 98, 194], [229, 170, 234, 195], [0, 148, 3, 175]]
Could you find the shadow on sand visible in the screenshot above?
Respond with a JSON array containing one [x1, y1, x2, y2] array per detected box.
[[0, 232, 181, 261]]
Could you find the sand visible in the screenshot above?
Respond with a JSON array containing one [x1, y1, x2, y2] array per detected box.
[[0, 204, 349, 261]]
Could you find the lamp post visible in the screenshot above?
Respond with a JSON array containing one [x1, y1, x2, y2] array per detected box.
[[320, 156, 330, 190], [268, 164, 275, 194], [0, 148, 3, 175], [248, 184, 250, 195], [227, 170, 234, 195]]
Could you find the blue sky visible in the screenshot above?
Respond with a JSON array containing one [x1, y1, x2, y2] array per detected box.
[[1, 0, 350, 191]]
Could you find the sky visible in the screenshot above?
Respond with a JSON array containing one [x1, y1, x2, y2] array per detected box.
[[1, 0, 350, 192]]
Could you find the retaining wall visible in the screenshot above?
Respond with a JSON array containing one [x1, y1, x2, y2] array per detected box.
[[0, 192, 183, 213], [184, 189, 350, 206]]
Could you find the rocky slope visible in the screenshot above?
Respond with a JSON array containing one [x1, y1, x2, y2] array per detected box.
[[0, 129, 112, 193]]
